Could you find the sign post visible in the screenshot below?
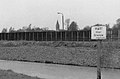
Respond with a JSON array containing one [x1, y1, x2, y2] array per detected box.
[[91, 25, 106, 79], [97, 40, 101, 79]]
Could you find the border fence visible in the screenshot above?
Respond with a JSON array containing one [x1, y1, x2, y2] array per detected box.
[[0, 30, 118, 41]]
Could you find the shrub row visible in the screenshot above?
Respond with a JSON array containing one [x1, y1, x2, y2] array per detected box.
[[0, 41, 120, 69]]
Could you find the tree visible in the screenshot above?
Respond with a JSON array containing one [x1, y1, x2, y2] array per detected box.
[[106, 24, 110, 30], [1, 28, 7, 33], [41, 27, 49, 31], [26, 24, 32, 32], [32, 27, 43, 32], [9, 27, 16, 33], [111, 18, 120, 37], [65, 19, 70, 30], [83, 26, 91, 30], [68, 21, 78, 31], [111, 18, 120, 30], [17, 28, 25, 32], [116, 18, 120, 29]]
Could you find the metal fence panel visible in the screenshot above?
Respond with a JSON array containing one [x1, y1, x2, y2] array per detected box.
[[0, 30, 118, 41]]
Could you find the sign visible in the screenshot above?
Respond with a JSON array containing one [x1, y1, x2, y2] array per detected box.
[[91, 26, 106, 39]]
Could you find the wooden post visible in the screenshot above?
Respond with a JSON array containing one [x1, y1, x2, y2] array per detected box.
[[7, 33, 8, 41], [16, 33, 18, 40], [97, 40, 102, 79], [20, 33, 22, 40], [77, 31, 79, 41], [4, 33, 6, 40], [1, 33, 2, 40], [51, 32, 52, 41], [111, 30, 113, 41], [13, 33, 15, 41], [5, 33, 6, 40], [25, 32, 26, 41], [3, 33, 5, 40], [46, 32, 47, 41], [6, 33, 7, 40], [56, 32, 57, 41], [83, 31, 85, 42], [89, 31, 91, 41], [65, 32, 66, 41], [36, 32, 38, 41], [28, 32, 30, 41], [61, 32, 62, 41], [32, 32, 34, 41], [14, 33, 15, 40], [17, 32, 19, 40], [71, 31, 73, 41], [42, 32, 43, 41]]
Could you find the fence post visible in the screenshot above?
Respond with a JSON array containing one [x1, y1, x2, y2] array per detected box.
[[13, 33, 15, 41], [83, 31, 85, 42], [3, 33, 5, 40], [89, 31, 91, 41], [24, 32, 26, 41], [21, 33, 22, 40], [14, 33, 15, 40], [16, 33, 18, 40], [51, 32, 52, 41], [65, 32, 66, 41], [7, 33, 8, 40], [56, 32, 57, 41], [77, 31, 79, 41], [61, 32, 62, 41], [36, 32, 38, 41], [1, 33, 2, 40], [5, 33, 7, 40], [42, 32, 43, 41], [71, 31, 73, 41], [110, 30, 112, 41], [5, 33, 6, 40], [8, 33, 10, 40], [16, 32, 19, 40], [4, 33, 6, 40], [46, 32, 47, 41], [28, 32, 30, 41], [32, 32, 34, 41], [16, 33, 17, 40]]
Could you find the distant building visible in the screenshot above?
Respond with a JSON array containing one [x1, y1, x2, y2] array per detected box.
[[56, 20, 60, 31]]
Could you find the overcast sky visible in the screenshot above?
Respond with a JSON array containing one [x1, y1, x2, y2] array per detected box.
[[0, 0, 120, 31]]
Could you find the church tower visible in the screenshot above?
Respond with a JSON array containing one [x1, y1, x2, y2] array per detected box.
[[56, 20, 60, 31]]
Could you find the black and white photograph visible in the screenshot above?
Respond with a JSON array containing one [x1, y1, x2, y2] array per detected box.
[[0, 0, 120, 79]]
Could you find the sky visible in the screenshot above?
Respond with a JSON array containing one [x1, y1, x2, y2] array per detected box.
[[0, 0, 120, 31]]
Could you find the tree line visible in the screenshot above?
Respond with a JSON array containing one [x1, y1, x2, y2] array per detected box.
[[1, 24, 49, 33], [1, 18, 120, 33]]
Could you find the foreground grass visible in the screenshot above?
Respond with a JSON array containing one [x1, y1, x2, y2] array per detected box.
[[0, 69, 42, 79], [0, 41, 120, 69]]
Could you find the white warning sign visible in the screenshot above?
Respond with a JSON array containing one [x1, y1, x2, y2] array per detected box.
[[91, 26, 106, 39]]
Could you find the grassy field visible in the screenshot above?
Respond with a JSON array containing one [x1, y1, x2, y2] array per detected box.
[[0, 41, 120, 69], [0, 69, 42, 79]]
